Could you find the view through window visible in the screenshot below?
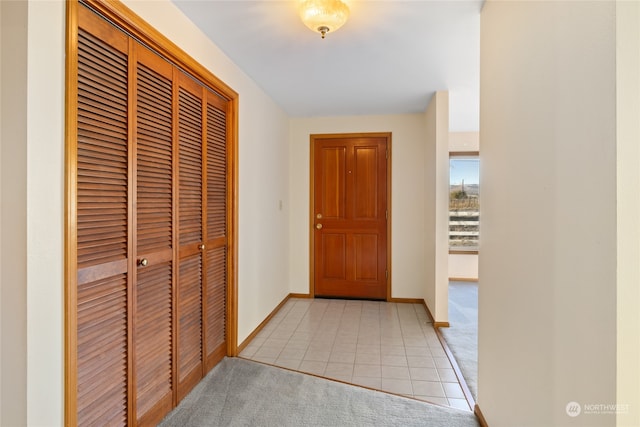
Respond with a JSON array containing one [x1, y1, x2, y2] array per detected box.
[[449, 155, 479, 250]]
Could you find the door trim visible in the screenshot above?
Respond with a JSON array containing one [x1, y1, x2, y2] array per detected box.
[[309, 132, 392, 300]]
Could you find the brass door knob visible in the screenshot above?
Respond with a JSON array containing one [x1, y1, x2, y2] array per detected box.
[[199, 244, 205, 250], [316, 223, 323, 230], [138, 258, 148, 267]]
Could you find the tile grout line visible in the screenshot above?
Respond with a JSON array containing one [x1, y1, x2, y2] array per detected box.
[[243, 298, 471, 412]]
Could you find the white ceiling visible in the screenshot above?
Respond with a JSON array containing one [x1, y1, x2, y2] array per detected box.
[[172, 0, 481, 131]]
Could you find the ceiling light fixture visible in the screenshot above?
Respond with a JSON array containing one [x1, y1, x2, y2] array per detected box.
[[299, 0, 350, 39]]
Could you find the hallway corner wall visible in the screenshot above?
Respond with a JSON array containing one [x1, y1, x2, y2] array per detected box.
[[423, 91, 449, 323], [0, 1, 28, 425], [479, 1, 617, 425]]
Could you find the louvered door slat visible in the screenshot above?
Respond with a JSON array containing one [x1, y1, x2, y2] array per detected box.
[[76, 169, 126, 183], [134, 52, 174, 425], [78, 129, 128, 149], [137, 174, 172, 186], [76, 19, 129, 427], [79, 102, 128, 125], [135, 144, 172, 161]]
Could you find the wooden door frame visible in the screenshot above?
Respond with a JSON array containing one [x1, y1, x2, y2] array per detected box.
[[64, 1, 239, 424], [308, 132, 392, 300]]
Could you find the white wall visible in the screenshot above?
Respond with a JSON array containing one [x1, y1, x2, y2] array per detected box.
[[14, 0, 291, 423], [289, 115, 429, 300], [1, 2, 28, 425], [448, 254, 477, 281], [25, 2, 65, 424], [449, 131, 479, 153], [616, 1, 640, 425], [423, 92, 449, 322], [479, 2, 617, 425]]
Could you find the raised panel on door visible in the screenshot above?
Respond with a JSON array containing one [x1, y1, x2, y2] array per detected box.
[[318, 147, 346, 219], [353, 146, 379, 219], [313, 136, 388, 300], [321, 233, 347, 279], [133, 44, 174, 426], [203, 94, 228, 370], [354, 233, 379, 281], [76, 8, 130, 425], [176, 73, 205, 400]]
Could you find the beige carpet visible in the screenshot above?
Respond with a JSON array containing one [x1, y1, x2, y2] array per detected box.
[[159, 357, 480, 427], [441, 282, 478, 399]]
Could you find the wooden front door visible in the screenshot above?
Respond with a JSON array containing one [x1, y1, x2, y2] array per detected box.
[[312, 133, 390, 300]]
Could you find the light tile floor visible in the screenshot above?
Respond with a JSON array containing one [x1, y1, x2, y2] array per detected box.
[[240, 298, 471, 411]]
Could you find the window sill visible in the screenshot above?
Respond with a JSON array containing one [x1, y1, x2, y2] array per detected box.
[[449, 249, 479, 255]]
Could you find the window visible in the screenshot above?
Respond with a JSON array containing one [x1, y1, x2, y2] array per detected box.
[[449, 154, 479, 251]]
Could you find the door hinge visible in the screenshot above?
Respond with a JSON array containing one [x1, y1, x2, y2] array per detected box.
[[386, 149, 388, 159], [385, 269, 388, 279], [385, 210, 388, 220]]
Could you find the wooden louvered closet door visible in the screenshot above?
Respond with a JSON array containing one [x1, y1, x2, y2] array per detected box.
[[174, 75, 229, 399], [203, 92, 228, 371], [76, 8, 131, 425], [70, 3, 233, 425], [176, 74, 205, 400], [132, 45, 175, 425]]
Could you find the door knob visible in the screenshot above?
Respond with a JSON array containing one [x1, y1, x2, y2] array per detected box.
[[138, 258, 148, 267], [316, 223, 323, 230], [199, 244, 205, 250]]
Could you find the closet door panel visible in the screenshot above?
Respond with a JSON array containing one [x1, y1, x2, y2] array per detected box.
[[176, 254, 203, 398], [133, 45, 174, 426], [134, 262, 173, 424], [77, 274, 129, 426], [177, 80, 204, 247], [176, 74, 205, 400], [205, 97, 227, 243], [76, 8, 130, 426], [205, 246, 226, 368], [204, 95, 228, 369]]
